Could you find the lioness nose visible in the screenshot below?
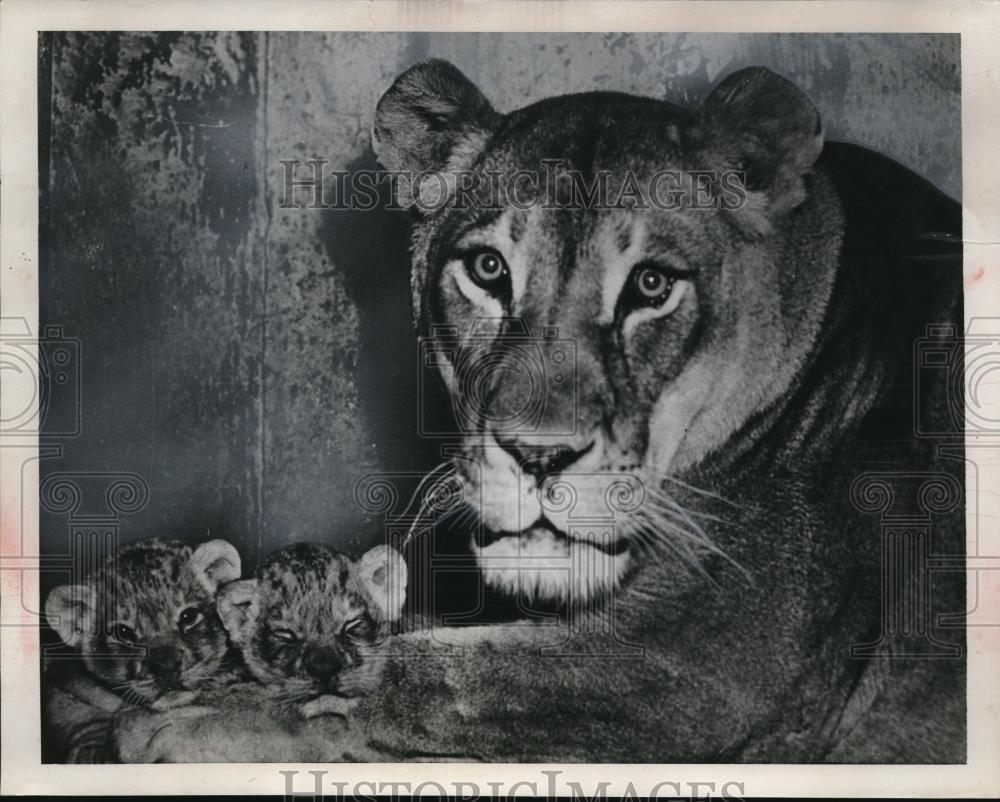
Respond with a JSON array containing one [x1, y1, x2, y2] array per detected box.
[[496, 436, 594, 479]]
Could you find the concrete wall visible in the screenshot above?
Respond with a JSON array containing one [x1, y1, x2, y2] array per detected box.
[[39, 32, 960, 571]]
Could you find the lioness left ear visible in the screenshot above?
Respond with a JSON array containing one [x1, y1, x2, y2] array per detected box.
[[373, 59, 501, 209], [189, 539, 242, 595], [698, 67, 823, 212], [356, 545, 408, 622]]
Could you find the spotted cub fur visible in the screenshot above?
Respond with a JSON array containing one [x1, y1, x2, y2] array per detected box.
[[43, 537, 241, 762], [217, 543, 407, 718]]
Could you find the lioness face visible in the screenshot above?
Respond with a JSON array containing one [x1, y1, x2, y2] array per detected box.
[[375, 62, 834, 602]]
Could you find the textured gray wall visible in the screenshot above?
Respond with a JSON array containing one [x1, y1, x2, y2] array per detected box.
[[39, 33, 960, 572]]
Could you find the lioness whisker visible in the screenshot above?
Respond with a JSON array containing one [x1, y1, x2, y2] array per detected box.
[[652, 512, 753, 580], [630, 520, 718, 585], [637, 503, 714, 548], [397, 462, 453, 522], [626, 519, 691, 569], [643, 496, 747, 574], [643, 490, 718, 543], [656, 473, 744, 510], [619, 518, 656, 561], [402, 469, 461, 546], [645, 488, 735, 527], [634, 504, 750, 580], [402, 498, 474, 549], [429, 498, 473, 531]]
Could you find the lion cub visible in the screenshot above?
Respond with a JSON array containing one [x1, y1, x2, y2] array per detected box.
[[217, 542, 407, 719], [43, 537, 242, 762]]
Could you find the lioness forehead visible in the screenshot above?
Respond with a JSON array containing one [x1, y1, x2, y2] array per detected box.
[[441, 98, 716, 323], [486, 91, 690, 174]]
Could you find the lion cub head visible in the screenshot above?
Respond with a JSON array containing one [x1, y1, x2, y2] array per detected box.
[[45, 538, 242, 704], [374, 61, 841, 602], [217, 543, 407, 701]]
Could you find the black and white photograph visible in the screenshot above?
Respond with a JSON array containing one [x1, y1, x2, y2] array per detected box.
[[1, 0, 999, 797]]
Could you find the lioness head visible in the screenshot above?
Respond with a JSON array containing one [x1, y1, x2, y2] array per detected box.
[[374, 61, 841, 602]]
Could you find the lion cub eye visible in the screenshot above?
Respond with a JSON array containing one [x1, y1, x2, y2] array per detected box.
[[463, 248, 510, 294], [341, 616, 374, 643], [112, 622, 139, 644], [270, 627, 299, 644], [177, 606, 205, 634]]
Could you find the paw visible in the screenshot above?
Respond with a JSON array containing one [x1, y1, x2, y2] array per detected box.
[[161, 704, 217, 721], [67, 743, 113, 764], [300, 694, 359, 719], [114, 703, 219, 762]]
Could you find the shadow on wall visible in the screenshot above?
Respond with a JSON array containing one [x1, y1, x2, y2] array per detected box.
[[317, 146, 483, 618], [319, 146, 457, 472]]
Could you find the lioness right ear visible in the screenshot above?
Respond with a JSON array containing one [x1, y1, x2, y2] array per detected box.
[[373, 59, 500, 207], [216, 579, 259, 645], [45, 584, 95, 648], [698, 67, 823, 213]]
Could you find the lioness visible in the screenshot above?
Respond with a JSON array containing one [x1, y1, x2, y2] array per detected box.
[[113, 61, 964, 763]]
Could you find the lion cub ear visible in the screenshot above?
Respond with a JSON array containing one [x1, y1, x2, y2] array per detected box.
[[373, 59, 500, 208], [356, 545, 408, 622], [189, 539, 242, 595], [45, 584, 96, 648], [216, 579, 259, 645], [698, 66, 823, 212]]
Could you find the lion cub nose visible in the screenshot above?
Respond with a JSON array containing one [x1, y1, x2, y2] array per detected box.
[[496, 436, 595, 479], [302, 645, 344, 681], [147, 645, 181, 681]]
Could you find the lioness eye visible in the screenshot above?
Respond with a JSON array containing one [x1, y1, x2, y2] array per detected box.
[[270, 628, 298, 643], [632, 265, 675, 303], [177, 606, 205, 634], [618, 261, 692, 320], [464, 249, 509, 292], [113, 622, 138, 644]]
